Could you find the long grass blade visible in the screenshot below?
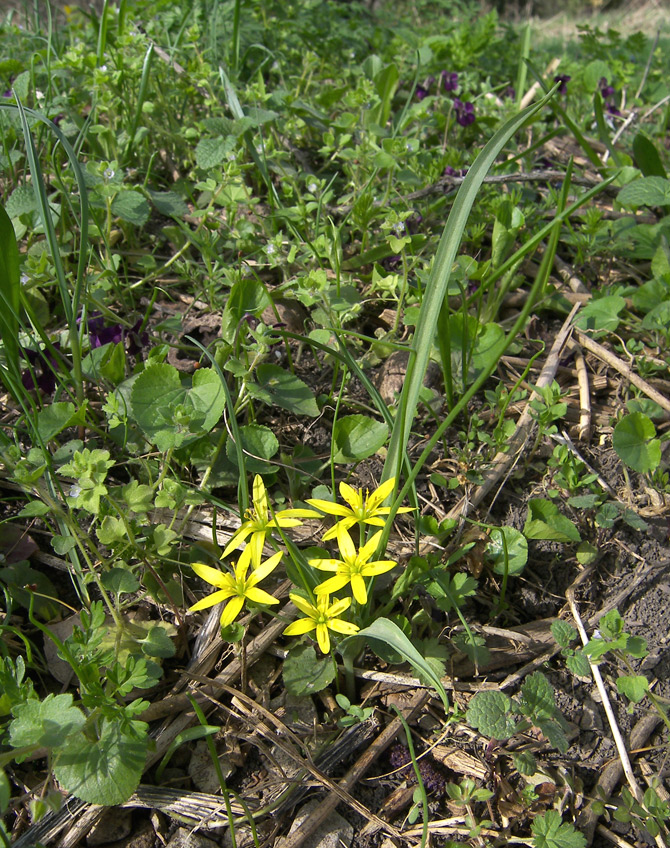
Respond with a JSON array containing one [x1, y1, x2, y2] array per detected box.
[[0, 204, 21, 393], [384, 86, 559, 488]]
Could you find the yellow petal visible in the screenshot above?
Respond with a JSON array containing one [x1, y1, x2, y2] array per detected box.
[[368, 477, 395, 508], [248, 532, 266, 569], [189, 588, 234, 612], [191, 562, 231, 589], [252, 475, 268, 521], [234, 544, 253, 581], [315, 575, 349, 596], [336, 526, 357, 561], [359, 529, 383, 562], [362, 559, 396, 576], [309, 557, 342, 573], [306, 498, 352, 518], [284, 618, 316, 637], [221, 524, 252, 559], [327, 596, 352, 617], [244, 586, 280, 606], [250, 550, 283, 584], [350, 573, 368, 604], [220, 594, 245, 626], [289, 593, 318, 619], [322, 517, 357, 541], [316, 623, 331, 654], [328, 619, 360, 635], [339, 482, 363, 512]]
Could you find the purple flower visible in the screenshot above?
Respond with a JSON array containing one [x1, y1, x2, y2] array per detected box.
[[453, 98, 475, 127], [415, 84, 428, 101], [441, 71, 459, 93], [381, 254, 402, 272], [553, 74, 571, 94], [502, 85, 516, 100], [87, 315, 124, 348], [599, 77, 616, 99], [443, 165, 468, 178], [606, 102, 621, 116], [20, 343, 65, 394]]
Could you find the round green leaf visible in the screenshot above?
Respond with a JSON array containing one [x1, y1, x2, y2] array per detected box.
[[226, 423, 278, 471], [612, 412, 661, 473], [332, 414, 388, 464], [486, 527, 528, 576], [54, 719, 147, 805]]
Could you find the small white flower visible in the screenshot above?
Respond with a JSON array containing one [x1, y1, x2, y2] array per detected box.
[[35, 90, 44, 101], [99, 64, 108, 72], [69, 484, 82, 498], [20, 273, 29, 285], [308, 182, 318, 194], [592, 629, 601, 639], [265, 244, 276, 256], [392, 222, 405, 236], [103, 168, 115, 181]]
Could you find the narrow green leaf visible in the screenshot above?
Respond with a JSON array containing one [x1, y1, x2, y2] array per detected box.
[[342, 618, 449, 712]]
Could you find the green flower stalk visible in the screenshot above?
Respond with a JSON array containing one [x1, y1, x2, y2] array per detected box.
[[189, 545, 282, 626], [310, 527, 397, 605], [223, 474, 320, 564], [284, 593, 359, 654], [307, 476, 413, 541]]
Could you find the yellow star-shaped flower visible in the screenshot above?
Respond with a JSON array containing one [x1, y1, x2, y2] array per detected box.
[[307, 477, 413, 541], [283, 593, 359, 654], [310, 526, 397, 605], [189, 544, 282, 627], [222, 474, 320, 564]]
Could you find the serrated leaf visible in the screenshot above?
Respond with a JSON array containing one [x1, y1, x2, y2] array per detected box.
[[523, 499, 581, 543], [253, 364, 319, 417], [519, 672, 558, 724], [537, 719, 569, 753], [148, 189, 188, 218], [566, 650, 591, 678], [617, 176, 670, 208], [466, 691, 516, 740], [613, 412, 661, 473], [10, 693, 85, 748], [283, 644, 335, 696], [616, 675, 649, 703], [333, 414, 389, 464], [195, 136, 236, 169], [531, 810, 586, 848], [551, 619, 578, 649], [514, 750, 537, 776], [111, 191, 150, 226], [54, 718, 147, 805]]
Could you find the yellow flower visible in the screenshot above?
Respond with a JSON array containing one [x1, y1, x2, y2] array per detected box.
[[283, 593, 359, 654], [189, 544, 282, 627], [310, 526, 397, 605], [307, 476, 413, 541], [222, 474, 320, 564]]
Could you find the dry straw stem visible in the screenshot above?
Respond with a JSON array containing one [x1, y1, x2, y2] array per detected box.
[[566, 587, 665, 848], [574, 328, 670, 415], [444, 301, 580, 523], [278, 691, 431, 848]]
